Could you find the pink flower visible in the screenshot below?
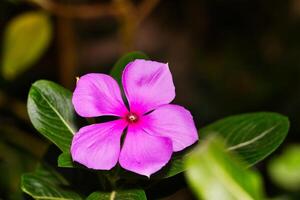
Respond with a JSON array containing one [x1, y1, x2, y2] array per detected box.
[[71, 59, 198, 177]]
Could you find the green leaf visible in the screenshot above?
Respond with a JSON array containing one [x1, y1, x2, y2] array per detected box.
[[110, 51, 148, 84], [86, 189, 147, 200], [156, 112, 289, 179], [185, 136, 264, 200], [201, 112, 289, 166], [0, 141, 30, 199], [268, 145, 300, 191], [58, 152, 74, 168], [27, 80, 76, 152], [151, 149, 191, 179], [21, 164, 82, 199], [2, 11, 52, 80]]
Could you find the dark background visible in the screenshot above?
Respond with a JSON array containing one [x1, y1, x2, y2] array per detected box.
[[0, 0, 300, 199]]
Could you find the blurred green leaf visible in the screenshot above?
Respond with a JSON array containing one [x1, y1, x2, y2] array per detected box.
[[185, 136, 264, 200], [110, 51, 148, 84], [86, 189, 147, 200], [21, 164, 82, 199], [0, 141, 33, 199], [0, 125, 45, 199], [2, 11, 52, 80], [268, 145, 300, 191], [155, 112, 289, 179], [267, 196, 293, 200], [27, 80, 76, 152], [201, 112, 290, 166]]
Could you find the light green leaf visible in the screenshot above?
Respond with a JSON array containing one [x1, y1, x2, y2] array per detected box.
[[21, 164, 82, 200], [2, 11, 52, 79], [110, 51, 148, 84], [156, 112, 289, 179], [86, 189, 147, 200], [27, 80, 76, 152], [268, 145, 300, 191], [185, 136, 264, 200]]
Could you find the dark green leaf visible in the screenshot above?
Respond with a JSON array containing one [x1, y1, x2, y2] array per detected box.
[[201, 112, 289, 166], [21, 164, 82, 199], [58, 152, 74, 168], [151, 149, 191, 179], [268, 145, 300, 191], [156, 112, 289, 179], [110, 51, 148, 84], [0, 141, 31, 199], [185, 136, 264, 200], [27, 80, 76, 152], [2, 11, 52, 79], [86, 189, 147, 200]]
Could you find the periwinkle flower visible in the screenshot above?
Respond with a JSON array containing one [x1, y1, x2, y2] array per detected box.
[[71, 59, 198, 177]]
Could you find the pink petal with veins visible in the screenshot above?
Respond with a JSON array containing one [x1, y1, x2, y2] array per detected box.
[[73, 73, 128, 117], [119, 124, 173, 177], [142, 104, 198, 152], [71, 120, 127, 170], [122, 59, 175, 114]]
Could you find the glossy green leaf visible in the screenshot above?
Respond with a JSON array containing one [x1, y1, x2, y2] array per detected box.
[[110, 51, 148, 84], [201, 112, 289, 166], [268, 145, 300, 191], [2, 11, 52, 79], [27, 80, 76, 152], [21, 164, 82, 199], [185, 136, 264, 200], [86, 189, 147, 200], [156, 112, 289, 179]]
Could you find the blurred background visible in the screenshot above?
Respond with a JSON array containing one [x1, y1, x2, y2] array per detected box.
[[1, 0, 300, 199]]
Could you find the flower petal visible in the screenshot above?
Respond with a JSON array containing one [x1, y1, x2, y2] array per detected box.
[[142, 104, 198, 152], [71, 120, 127, 170], [73, 73, 128, 117], [122, 59, 175, 114], [119, 125, 173, 177]]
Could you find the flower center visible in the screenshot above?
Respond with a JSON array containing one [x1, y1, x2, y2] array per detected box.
[[126, 113, 139, 123]]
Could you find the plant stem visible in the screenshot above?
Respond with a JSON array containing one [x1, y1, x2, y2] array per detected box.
[[57, 17, 77, 89]]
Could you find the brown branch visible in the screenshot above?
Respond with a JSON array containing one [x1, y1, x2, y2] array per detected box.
[[57, 18, 77, 89], [27, 0, 121, 19], [136, 0, 160, 24], [27, 0, 160, 22], [28, 0, 161, 86], [114, 0, 160, 51]]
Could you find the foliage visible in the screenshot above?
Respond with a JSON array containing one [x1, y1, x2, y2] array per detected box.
[[0, 0, 298, 198], [22, 52, 291, 200], [1, 11, 52, 80], [185, 136, 264, 200], [153, 112, 290, 179], [21, 164, 82, 199], [201, 112, 290, 166], [86, 190, 147, 200], [268, 145, 300, 191], [27, 80, 76, 152], [110, 51, 148, 85]]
